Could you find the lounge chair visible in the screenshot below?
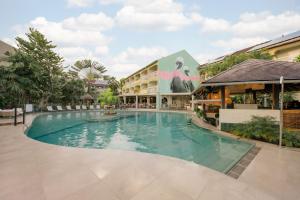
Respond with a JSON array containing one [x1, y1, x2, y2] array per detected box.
[[0, 109, 13, 117], [0, 108, 23, 117], [57, 106, 63, 111], [47, 106, 54, 112], [66, 105, 73, 110], [17, 108, 23, 115], [96, 105, 100, 110], [90, 105, 94, 110], [75, 105, 81, 110], [82, 105, 87, 110]]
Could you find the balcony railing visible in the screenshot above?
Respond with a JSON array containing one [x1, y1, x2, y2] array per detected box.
[[148, 86, 157, 94], [147, 71, 157, 80]]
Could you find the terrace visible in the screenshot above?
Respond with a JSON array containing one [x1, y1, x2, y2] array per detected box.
[[192, 59, 300, 145]]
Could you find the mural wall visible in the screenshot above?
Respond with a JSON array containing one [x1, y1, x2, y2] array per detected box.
[[158, 50, 200, 93]]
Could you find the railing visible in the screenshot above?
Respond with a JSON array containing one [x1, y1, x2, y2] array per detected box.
[[283, 110, 300, 129], [148, 86, 157, 94], [147, 71, 157, 80]]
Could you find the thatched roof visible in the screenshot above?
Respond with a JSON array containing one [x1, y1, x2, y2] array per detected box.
[[202, 59, 300, 86]]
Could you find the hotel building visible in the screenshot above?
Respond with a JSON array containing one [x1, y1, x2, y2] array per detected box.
[[119, 50, 200, 110]]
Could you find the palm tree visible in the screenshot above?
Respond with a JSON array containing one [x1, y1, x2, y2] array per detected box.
[[70, 59, 107, 93]]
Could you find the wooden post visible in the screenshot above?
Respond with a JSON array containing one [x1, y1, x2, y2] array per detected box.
[[22, 104, 26, 124], [272, 84, 280, 109], [252, 90, 257, 104], [220, 86, 225, 109], [14, 107, 17, 126], [279, 77, 284, 147]]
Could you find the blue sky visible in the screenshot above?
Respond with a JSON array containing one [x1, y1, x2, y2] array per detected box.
[[1, 0, 300, 78]]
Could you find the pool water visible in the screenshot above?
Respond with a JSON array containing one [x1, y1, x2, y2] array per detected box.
[[26, 111, 253, 172]]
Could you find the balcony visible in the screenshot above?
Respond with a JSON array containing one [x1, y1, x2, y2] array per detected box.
[[148, 86, 157, 94], [140, 89, 148, 94], [147, 71, 158, 81]]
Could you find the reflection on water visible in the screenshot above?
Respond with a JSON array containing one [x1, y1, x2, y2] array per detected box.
[[27, 111, 253, 172]]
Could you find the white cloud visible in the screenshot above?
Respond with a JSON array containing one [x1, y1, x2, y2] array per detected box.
[[191, 13, 230, 32], [25, 17, 112, 47], [191, 11, 300, 37], [106, 46, 168, 79], [95, 46, 109, 55], [11, 13, 114, 69], [212, 37, 266, 52], [112, 46, 168, 64], [62, 12, 114, 31], [1, 37, 17, 48], [67, 0, 93, 7], [56, 47, 93, 59], [98, 0, 122, 5], [195, 52, 226, 65], [115, 0, 191, 31], [232, 11, 300, 38], [195, 10, 300, 60]]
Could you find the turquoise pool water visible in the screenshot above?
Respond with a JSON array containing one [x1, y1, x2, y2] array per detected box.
[[26, 111, 253, 172]]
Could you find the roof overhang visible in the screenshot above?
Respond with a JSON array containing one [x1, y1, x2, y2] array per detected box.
[[192, 79, 300, 94]]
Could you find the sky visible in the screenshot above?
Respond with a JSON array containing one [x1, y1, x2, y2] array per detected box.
[[1, 0, 300, 79]]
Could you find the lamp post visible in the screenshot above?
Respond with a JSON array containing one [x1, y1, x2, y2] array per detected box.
[[279, 76, 284, 147]]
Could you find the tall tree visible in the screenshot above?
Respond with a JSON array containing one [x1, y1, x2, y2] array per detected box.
[[71, 59, 107, 93], [1, 28, 64, 108], [103, 75, 120, 95]]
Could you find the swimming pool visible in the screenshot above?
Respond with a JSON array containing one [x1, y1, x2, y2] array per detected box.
[[26, 111, 253, 172]]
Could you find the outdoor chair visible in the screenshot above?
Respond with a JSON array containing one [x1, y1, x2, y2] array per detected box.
[[47, 106, 54, 112], [82, 105, 87, 110], [90, 105, 95, 110], [57, 106, 63, 111], [66, 105, 73, 110], [96, 105, 101, 110], [17, 108, 23, 115], [75, 105, 81, 110]]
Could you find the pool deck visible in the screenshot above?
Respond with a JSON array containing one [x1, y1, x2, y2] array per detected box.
[[0, 112, 300, 200]]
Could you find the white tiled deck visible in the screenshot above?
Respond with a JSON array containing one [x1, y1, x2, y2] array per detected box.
[[0, 113, 299, 200]]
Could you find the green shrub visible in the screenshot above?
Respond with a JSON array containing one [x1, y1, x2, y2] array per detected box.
[[222, 116, 300, 148]]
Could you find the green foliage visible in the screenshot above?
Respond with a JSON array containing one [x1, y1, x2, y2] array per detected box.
[[0, 28, 84, 108], [104, 75, 120, 95], [200, 51, 273, 77], [97, 88, 118, 107], [283, 92, 295, 103], [61, 78, 85, 105], [231, 95, 244, 104], [222, 116, 300, 147], [295, 54, 300, 62], [71, 59, 108, 95]]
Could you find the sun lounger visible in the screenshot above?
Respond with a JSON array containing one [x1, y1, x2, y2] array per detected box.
[[57, 106, 63, 111], [0, 109, 13, 117], [75, 105, 81, 110], [47, 106, 54, 112], [0, 108, 23, 117], [90, 105, 94, 110], [66, 105, 73, 110], [82, 105, 87, 110], [17, 108, 23, 115]]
